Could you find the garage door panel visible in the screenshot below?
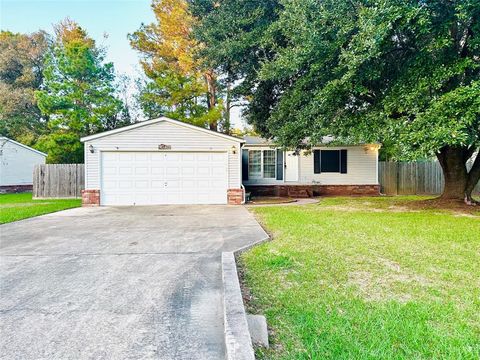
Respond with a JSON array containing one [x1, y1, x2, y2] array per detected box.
[[118, 153, 134, 161], [101, 151, 227, 205]]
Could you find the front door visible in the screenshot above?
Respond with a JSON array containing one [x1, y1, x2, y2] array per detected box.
[[284, 151, 299, 182]]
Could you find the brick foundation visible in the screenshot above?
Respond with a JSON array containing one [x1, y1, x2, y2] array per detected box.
[[245, 184, 380, 198], [81, 189, 100, 206], [227, 188, 244, 205], [0, 185, 33, 194]]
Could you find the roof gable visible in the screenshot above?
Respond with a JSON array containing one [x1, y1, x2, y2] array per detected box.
[[80, 117, 245, 143], [0, 137, 47, 157]]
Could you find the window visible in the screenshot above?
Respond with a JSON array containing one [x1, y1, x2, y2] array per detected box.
[[263, 150, 276, 178], [321, 150, 340, 172], [246, 149, 277, 179], [314, 149, 348, 174], [248, 150, 261, 178]]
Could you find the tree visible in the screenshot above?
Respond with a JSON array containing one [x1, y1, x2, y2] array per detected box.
[[191, 0, 280, 134], [129, 0, 223, 130], [0, 31, 49, 145], [195, 0, 480, 203], [35, 19, 127, 163]]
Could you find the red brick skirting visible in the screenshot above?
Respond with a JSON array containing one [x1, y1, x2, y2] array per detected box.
[[82, 189, 100, 206], [227, 188, 243, 205], [0, 185, 33, 194], [245, 184, 380, 198]]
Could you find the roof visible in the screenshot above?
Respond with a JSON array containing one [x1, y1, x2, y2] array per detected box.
[[80, 117, 245, 143], [243, 135, 337, 146], [243, 136, 274, 145], [0, 137, 47, 157]]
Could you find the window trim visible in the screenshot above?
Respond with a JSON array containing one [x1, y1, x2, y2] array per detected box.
[[248, 150, 262, 179], [247, 149, 277, 179], [320, 149, 341, 173], [314, 149, 348, 174], [262, 149, 276, 179]]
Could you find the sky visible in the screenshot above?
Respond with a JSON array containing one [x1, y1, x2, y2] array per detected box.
[[0, 0, 244, 127]]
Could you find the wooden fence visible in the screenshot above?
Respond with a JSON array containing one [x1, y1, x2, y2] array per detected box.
[[33, 164, 84, 198], [379, 161, 480, 195]]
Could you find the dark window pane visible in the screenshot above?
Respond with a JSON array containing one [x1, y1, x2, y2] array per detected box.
[[321, 150, 340, 172]]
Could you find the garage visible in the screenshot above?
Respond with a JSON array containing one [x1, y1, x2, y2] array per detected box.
[[81, 117, 244, 206], [101, 151, 227, 205]]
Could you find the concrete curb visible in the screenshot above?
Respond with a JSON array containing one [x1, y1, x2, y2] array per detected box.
[[222, 223, 270, 360], [222, 252, 255, 360]]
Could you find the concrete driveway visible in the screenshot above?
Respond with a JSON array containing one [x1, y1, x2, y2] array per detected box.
[[0, 205, 267, 360]]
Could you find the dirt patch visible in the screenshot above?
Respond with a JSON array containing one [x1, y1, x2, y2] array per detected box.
[[248, 197, 297, 205], [403, 198, 480, 217], [348, 257, 431, 303]]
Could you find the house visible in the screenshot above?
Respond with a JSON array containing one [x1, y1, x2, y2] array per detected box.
[[242, 136, 380, 198], [80, 117, 380, 206], [81, 117, 245, 206], [0, 137, 47, 193]]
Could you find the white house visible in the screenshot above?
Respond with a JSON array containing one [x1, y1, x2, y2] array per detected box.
[[80, 117, 380, 206], [81, 117, 245, 206], [0, 137, 47, 192], [242, 136, 380, 197]]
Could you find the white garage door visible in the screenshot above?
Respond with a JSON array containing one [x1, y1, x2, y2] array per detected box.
[[101, 152, 228, 205]]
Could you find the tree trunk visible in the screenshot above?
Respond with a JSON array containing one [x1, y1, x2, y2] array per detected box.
[[204, 70, 217, 131], [436, 146, 480, 204], [224, 81, 232, 135]]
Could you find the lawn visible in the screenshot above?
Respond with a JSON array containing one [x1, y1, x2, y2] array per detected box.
[[0, 192, 81, 224], [241, 196, 480, 359]]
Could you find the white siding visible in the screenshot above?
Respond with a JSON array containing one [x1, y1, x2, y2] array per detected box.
[[0, 140, 46, 186], [299, 147, 378, 185], [243, 146, 378, 185], [84, 121, 241, 190]]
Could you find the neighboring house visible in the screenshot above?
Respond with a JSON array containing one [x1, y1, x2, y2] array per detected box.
[[242, 136, 380, 197], [0, 137, 47, 193], [80, 117, 380, 206]]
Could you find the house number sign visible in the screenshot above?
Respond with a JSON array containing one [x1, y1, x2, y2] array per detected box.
[[158, 144, 172, 150]]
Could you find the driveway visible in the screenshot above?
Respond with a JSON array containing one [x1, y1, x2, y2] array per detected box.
[[0, 205, 267, 360]]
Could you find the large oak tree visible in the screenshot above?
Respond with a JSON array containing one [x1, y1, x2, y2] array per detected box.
[[195, 0, 480, 203]]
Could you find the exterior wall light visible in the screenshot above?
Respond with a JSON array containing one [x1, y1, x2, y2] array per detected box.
[[363, 144, 381, 153], [89, 144, 94, 153], [230, 145, 237, 154]]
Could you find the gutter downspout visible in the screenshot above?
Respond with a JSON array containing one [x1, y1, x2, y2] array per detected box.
[[239, 142, 246, 204]]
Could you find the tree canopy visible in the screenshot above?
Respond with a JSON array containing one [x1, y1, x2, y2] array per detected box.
[[0, 30, 49, 145], [193, 0, 480, 202], [129, 0, 224, 130], [34, 20, 128, 163]]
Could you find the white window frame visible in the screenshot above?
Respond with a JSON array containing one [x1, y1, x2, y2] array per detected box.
[[248, 150, 262, 179], [262, 149, 276, 179], [248, 149, 277, 179]]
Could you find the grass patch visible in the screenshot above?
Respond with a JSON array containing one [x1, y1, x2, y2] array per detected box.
[[241, 196, 480, 359], [0, 192, 81, 224]]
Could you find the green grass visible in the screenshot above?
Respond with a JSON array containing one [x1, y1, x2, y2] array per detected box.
[[0, 192, 81, 224], [241, 196, 480, 359]]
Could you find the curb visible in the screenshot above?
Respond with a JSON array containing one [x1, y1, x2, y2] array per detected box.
[[222, 232, 270, 359], [222, 252, 255, 360]]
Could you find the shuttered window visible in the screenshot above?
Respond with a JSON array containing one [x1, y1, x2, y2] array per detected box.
[[313, 149, 348, 174]]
